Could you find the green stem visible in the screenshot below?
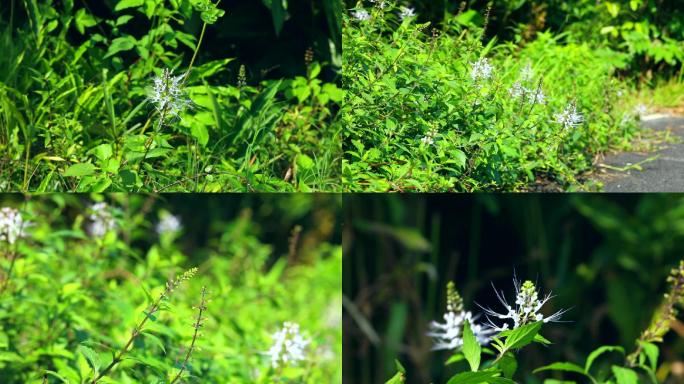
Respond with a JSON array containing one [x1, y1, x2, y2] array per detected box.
[[170, 287, 207, 384], [183, 21, 208, 84], [137, 108, 166, 179], [91, 289, 167, 383], [0, 250, 16, 295]]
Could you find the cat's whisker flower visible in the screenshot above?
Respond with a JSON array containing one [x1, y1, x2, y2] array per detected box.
[[156, 214, 182, 236], [87, 202, 117, 237], [267, 322, 310, 369], [150, 68, 191, 121], [0, 207, 30, 245], [470, 58, 494, 82], [427, 282, 496, 350], [483, 278, 567, 332], [554, 103, 583, 130], [400, 6, 416, 21], [352, 9, 371, 21]]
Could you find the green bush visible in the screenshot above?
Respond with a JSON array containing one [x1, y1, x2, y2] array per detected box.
[[0, 0, 343, 192], [347, 0, 684, 79], [342, 1, 639, 191], [0, 195, 342, 383]]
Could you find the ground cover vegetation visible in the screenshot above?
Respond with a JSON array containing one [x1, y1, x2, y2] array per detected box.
[[0, 0, 343, 192], [343, 194, 684, 383], [0, 194, 342, 382], [342, 0, 684, 191]]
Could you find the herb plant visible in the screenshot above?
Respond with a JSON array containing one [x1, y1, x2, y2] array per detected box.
[[385, 263, 684, 384], [342, 1, 641, 191], [0, 0, 342, 192], [0, 195, 342, 383]]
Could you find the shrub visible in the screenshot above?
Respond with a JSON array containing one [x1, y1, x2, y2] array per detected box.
[[342, 1, 641, 191], [0, 0, 342, 192], [0, 195, 342, 383]]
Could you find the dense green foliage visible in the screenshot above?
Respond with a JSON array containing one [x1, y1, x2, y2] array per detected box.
[[343, 2, 644, 191], [351, 0, 684, 79], [0, 194, 342, 383], [343, 194, 684, 383], [0, 0, 343, 192]]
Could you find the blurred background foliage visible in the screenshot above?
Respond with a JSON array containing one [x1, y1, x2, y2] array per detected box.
[[345, 0, 683, 81], [0, 193, 341, 382], [343, 194, 684, 383]]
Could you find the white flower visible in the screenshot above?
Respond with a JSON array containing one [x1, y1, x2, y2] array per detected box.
[[521, 63, 534, 82], [509, 82, 546, 105], [531, 88, 547, 105], [420, 129, 438, 146], [634, 103, 648, 117], [508, 82, 525, 98], [352, 9, 371, 21], [554, 103, 583, 130], [370, 0, 387, 9], [87, 202, 116, 237], [481, 278, 568, 332], [150, 68, 190, 119], [267, 322, 310, 369], [427, 310, 495, 350], [470, 58, 494, 81], [400, 6, 416, 20], [0, 207, 30, 245], [427, 282, 495, 350], [156, 214, 182, 235]]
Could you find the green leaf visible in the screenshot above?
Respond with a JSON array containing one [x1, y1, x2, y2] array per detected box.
[[114, 0, 144, 11], [498, 353, 517, 379], [116, 15, 134, 26], [446, 369, 500, 384], [141, 331, 166, 354], [89, 143, 113, 162], [487, 378, 516, 384], [605, 2, 621, 18], [452, 148, 467, 169], [462, 321, 481, 371], [297, 154, 315, 171], [104, 36, 137, 58], [445, 353, 465, 365], [74, 9, 97, 34], [639, 341, 659, 372], [502, 321, 542, 350], [191, 123, 209, 147], [63, 163, 96, 177], [262, 0, 287, 35], [612, 366, 638, 384], [534, 333, 551, 345], [534, 362, 586, 375], [385, 371, 405, 384], [585, 345, 624, 372], [395, 359, 406, 374], [78, 345, 101, 372], [193, 0, 225, 24]]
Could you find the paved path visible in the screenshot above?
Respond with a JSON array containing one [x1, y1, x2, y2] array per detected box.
[[596, 115, 684, 192]]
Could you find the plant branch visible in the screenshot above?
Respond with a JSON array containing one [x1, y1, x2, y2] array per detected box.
[[170, 286, 208, 384], [91, 268, 198, 383]]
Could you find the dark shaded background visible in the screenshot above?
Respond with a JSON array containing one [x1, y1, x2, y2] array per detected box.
[[343, 194, 684, 383], [3, 0, 341, 81]]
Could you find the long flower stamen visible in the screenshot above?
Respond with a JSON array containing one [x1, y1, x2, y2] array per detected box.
[[483, 277, 567, 331]]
